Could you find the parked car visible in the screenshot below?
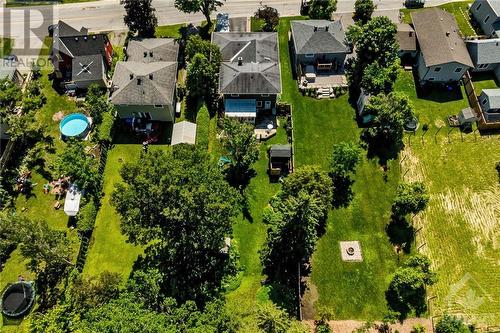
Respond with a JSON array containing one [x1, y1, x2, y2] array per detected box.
[[404, 0, 425, 8]]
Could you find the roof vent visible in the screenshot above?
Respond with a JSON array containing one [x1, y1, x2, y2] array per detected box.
[[446, 31, 450, 36], [237, 57, 243, 66], [409, 31, 413, 37], [149, 74, 153, 80], [325, 26, 329, 32], [144, 52, 147, 58], [84, 36, 88, 41], [137, 78, 142, 85], [314, 26, 317, 32], [75, 37, 78, 41], [129, 74, 134, 80], [149, 51, 153, 57]]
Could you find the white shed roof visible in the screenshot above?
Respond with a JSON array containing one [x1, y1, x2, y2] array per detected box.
[[171, 121, 197, 145]]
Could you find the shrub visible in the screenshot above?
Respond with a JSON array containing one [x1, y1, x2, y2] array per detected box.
[[77, 200, 98, 234], [196, 105, 210, 150], [97, 111, 115, 144], [412, 324, 426, 333]]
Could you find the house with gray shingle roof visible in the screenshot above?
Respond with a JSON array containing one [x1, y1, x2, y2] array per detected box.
[[478, 89, 500, 123], [290, 20, 350, 74], [411, 8, 473, 84], [51, 20, 113, 90], [397, 23, 417, 59], [212, 32, 281, 123], [110, 38, 179, 122], [466, 38, 500, 81], [471, 0, 500, 37]]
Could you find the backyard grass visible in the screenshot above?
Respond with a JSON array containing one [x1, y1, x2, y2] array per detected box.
[[401, 1, 476, 37], [82, 145, 144, 281], [225, 125, 288, 331], [1, 38, 13, 56], [394, 71, 500, 327], [471, 72, 500, 95], [278, 17, 401, 319]]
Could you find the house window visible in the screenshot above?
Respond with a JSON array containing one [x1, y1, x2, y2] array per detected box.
[[478, 63, 489, 69], [476, 3, 481, 10], [434, 67, 442, 72], [231, 94, 239, 97], [455, 67, 463, 73], [264, 101, 271, 109], [485, 15, 490, 23], [257, 101, 263, 107], [305, 54, 314, 58], [428, 77, 436, 81], [482, 98, 487, 105]]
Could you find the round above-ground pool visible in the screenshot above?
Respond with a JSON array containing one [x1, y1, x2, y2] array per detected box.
[[1, 281, 36, 318], [60, 113, 90, 139]]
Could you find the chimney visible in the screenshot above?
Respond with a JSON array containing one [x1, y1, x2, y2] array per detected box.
[[237, 57, 243, 66]]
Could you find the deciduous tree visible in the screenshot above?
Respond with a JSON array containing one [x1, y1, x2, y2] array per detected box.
[[186, 53, 218, 102], [354, 0, 376, 24], [308, 0, 337, 20], [254, 5, 280, 32], [392, 181, 429, 218], [121, 0, 158, 37], [329, 141, 362, 207], [435, 315, 473, 333], [174, 0, 225, 30], [112, 146, 239, 303], [222, 119, 259, 184], [361, 61, 400, 95]]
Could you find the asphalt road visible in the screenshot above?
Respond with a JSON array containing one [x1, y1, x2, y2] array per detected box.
[[1, 0, 464, 65]]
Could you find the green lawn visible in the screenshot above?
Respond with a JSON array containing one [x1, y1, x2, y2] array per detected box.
[[225, 125, 288, 331], [82, 145, 144, 281], [1, 38, 13, 57], [156, 24, 186, 39], [394, 71, 500, 327], [401, 1, 476, 37], [471, 72, 500, 95], [278, 17, 401, 319]]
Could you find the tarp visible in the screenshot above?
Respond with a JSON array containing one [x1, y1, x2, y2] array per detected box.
[[171, 121, 197, 145], [64, 186, 82, 217]]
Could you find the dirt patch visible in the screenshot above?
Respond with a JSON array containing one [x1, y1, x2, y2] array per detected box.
[[436, 186, 500, 255], [301, 277, 319, 321], [52, 111, 64, 121], [303, 318, 432, 333]]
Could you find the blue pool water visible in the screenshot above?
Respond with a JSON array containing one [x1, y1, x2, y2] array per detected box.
[[60, 113, 90, 138]]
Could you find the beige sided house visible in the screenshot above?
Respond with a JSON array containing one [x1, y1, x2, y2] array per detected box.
[[411, 8, 473, 85], [110, 39, 179, 122]]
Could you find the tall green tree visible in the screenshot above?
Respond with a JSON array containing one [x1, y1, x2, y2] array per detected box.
[[121, 0, 158, 37], [185, 35, 222, 66], [308, 0, 337, 19], [392, 182, 429, 218], [51, 139, 100, 194], [435, 314, 473, 333], [354, 0, 376, 24], [222, 119, 259, 185], [112, 146, 239, 303], [387, 255, 436, 317], [329, 142, 362, 207], [186, 53, 218, 103], [346, 16, 398, 94], [254, 5, 280, 32], [363, 91, 415, 150], [261, 166, 332, 282], [174, 0, 225, 30], [361, 61, 400, 95]]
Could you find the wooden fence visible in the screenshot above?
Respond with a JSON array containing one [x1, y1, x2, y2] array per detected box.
[[463, 71, 500, 130]]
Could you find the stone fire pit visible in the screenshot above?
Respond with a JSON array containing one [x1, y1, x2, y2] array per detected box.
[[339, 241, 363, 262]]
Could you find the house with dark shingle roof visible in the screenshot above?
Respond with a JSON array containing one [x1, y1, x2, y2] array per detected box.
[[110, 38, 179, 122], [51, 20, 113, 90], [212, 32, 281, 123], [411, 8, 473, 84], [290, 20, 350, 74], [471, 0, 500, 37], [466, 38, 500, 81]]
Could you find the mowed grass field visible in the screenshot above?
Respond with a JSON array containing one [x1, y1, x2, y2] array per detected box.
[[395, 71, 500, 327], [278, 17, 401, 319]]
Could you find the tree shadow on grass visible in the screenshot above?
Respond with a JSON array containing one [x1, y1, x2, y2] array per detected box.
[[386, 216, 414, 254]]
